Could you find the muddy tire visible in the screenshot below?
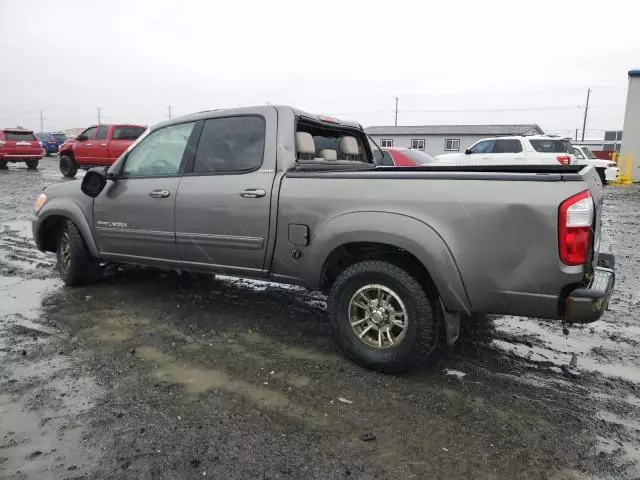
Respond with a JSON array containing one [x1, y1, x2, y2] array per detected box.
[[328, 260, 438, 373], [56, 220, 100, 286], [26, 160, 39, 169], [59, 155, 78, 178], [0, 160, 7, 169]]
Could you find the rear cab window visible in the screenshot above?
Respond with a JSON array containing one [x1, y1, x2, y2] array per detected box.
[[113, 126, 146, 141], [295, 118, 373, 166], [530, 139, 572, 153]]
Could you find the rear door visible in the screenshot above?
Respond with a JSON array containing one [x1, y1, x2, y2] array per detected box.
[[75, 126, 98, 163], [93, 121, 197, 262], [2, 130, 41, 157], [175, 110, 275, 275], [486, 139, 525, 165]]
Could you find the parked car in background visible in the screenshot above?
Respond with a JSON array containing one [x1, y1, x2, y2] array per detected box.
[[372, 146, 438, 166], [435, 135, 576, 166], [0, 128, 45, 169], [572, 145, 618, 184], [32, 105, 614, 373], [36, 132, 68, 156], [58, 124, 146, 177]]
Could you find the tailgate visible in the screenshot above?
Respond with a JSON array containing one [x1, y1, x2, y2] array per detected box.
[[581, 165, 605, 270]]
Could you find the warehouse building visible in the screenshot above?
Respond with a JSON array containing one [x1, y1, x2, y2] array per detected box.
[[620, 68, 640, 181], [366, 124, 544, 157]]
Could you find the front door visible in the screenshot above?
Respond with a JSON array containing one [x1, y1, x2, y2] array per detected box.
[[175, 113, 274, 275], [93, 121, 197, 263], [75, 126, 98, 163], [90, 125, 109, 165]]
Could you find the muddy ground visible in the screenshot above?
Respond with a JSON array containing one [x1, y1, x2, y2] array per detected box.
[[1, 159, 639, 480]]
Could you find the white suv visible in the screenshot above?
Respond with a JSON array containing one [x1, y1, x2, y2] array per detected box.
[[435, 135, 576, 166]]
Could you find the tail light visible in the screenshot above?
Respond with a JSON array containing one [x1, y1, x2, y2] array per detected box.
[[48, 139, 56, 144], [556, 155, 570, 165], [0, 140, 5, 147], [558, 190, 593, 266]]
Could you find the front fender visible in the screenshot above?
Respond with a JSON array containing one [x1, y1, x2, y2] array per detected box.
[[34, 198, 98, 257], [307, 211, 471, 314]]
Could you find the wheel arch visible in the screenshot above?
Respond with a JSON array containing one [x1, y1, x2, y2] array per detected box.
[[310, 211, 471, 314], [36, 200, 98, 257]]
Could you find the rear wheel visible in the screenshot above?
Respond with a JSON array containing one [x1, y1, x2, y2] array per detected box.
[[56, 220, 100, 285], [59, 155, 78, 177], [328, 260, 439, 373], [596, 167, 607, 185], [0, 161, 7, 169], [26, 160, 39, 169]]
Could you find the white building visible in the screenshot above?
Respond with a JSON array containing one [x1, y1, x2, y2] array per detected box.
[[620, 68, 640, 181], [366, 124, 544, 157]]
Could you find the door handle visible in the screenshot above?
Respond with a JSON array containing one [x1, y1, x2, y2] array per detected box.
[[240, 189, 266, 198], [85, 143, 93, 146], [149, 189, 170, 198], [100, 143, 107, 146]]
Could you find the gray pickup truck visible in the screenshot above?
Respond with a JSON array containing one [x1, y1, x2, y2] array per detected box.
[[32, 106, 615, 372]]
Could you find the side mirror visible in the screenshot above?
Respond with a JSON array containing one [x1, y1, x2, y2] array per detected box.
[[76, 134, 88, 142], [464, 148, 471, 155], [81, 167, 108, 198]]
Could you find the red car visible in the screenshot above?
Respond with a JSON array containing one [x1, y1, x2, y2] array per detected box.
[[373, 146, 438, 166], [59, 124, 146, 177], [0, 128, 45, 169]]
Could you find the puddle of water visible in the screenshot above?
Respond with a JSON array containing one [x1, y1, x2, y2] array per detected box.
[[134, 346, 331, 427], [0, 277, 60, 320], [242, 332, 339, 364], [492, 316, 640, 384]]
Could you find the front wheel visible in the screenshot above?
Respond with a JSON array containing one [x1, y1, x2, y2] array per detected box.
[[56, 220, 100, 285], [26, 160, 39, 169], [328, 260, 439, 373], [0, 160, 7, 169], [59, 155, 78, 178]]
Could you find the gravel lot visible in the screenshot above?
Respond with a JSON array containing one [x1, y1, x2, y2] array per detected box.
[[1, 159, 639, 479]]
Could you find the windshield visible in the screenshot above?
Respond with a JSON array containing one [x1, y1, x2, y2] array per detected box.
[[52, 133, 67, 142], [401, 149, 437, 164], [529, 139, 572, 153]]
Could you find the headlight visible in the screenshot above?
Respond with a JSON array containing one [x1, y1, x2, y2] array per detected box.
[[35, 193, 47, 213]]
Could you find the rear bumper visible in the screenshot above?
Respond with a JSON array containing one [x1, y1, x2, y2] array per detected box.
[[564, 265, 615, 323], [604, 166, 619, 182], [0, 154, 44, 160]]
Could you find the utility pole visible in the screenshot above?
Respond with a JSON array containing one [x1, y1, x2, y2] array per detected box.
[[97, 107, 102, 124], [39, 110, 44, 133], [581, 88, 591, 142], [168, 105, 172, 119], [575, 128, 578, 141], [394, 96, 399, 127]]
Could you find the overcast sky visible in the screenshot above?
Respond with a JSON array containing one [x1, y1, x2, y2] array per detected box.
[[1, 0, 638, 139]]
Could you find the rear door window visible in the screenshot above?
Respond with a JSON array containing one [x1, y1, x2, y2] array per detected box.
[[4, 131, 37, 141], [573, 148, 585, 159], [113, 126, 146, 140], [492, 139, 523, 153], [530, 139, 572, 153], [192, 116, 265, 173]]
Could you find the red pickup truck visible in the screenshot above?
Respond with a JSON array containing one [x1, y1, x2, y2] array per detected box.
[[0, 128, 45, 169], [59, 124, 146, 177]]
